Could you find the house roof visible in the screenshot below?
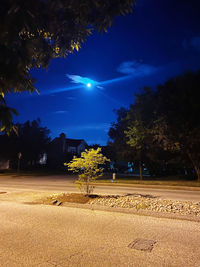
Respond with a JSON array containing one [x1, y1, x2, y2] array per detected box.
[[50, 135, 87, 148], [66, 138, 87, 147]]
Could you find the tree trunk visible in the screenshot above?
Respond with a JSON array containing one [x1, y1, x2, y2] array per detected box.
[[187, 152, 200, 182], [194, 165, 200, 182], [139, 161, 143, 181], [86, 177, 90, 195]]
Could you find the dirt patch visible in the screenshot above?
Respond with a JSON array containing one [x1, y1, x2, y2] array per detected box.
[[39, 193, 99, 205]]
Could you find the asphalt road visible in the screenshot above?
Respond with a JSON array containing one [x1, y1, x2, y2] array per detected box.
[[0, 175, 200, 266], [0, 175, 200, 201], [0, 201, 200, 267]]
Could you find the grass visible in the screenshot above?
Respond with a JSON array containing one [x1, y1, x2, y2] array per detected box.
[[94, 176, 200, 188]]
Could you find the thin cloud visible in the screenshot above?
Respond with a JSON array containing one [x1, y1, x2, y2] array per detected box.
[[42, 61, 159, 97], [67, 123, 110, 133], [52, 110, 68, 114], [117, 60, 158, 77], [66, 74, 99, 87]]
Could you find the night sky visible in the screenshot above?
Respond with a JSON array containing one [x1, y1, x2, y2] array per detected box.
[[7, 0, 200, 145]]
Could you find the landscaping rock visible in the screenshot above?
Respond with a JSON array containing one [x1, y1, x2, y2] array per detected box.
[[89, 194, 200, 217]]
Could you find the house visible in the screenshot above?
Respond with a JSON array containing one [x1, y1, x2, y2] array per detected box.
[[47, 133, 88, 168], [66, 138, 87, 156], [0, 158, 9, 170]]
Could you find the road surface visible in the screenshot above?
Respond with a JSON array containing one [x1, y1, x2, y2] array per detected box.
[[0, 175, 200, 201], [0, 201, 200, 267]]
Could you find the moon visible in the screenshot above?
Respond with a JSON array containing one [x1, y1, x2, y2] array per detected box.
[[87, 83, 92, 88]]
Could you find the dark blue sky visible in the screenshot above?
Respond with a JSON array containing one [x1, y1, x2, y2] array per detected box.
[[7, 0, 200, 145]]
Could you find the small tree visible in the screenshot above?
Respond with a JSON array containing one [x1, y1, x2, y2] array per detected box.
[[66, 148, 110, 195]]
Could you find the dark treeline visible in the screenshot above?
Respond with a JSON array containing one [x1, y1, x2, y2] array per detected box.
[[0, 118, 50, 169], [108, 70, 200, 181]]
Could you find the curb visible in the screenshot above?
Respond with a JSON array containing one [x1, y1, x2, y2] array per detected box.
[[91, 182, 200, 191], [61, 201, 200, 223]]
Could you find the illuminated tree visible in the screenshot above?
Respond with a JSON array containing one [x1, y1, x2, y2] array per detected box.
[[125, 120, 150, 180], [66, 148, 110, 194], [0, 0, 135, 133]]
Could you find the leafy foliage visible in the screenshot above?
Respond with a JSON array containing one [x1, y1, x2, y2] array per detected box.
[[152, 71, 200, 180], [0, 94, 18, 134], [108, 107, 133, 161], [66, 148, 110, 194], [0, 0, 135, 132], [108, 71, 200, 180]]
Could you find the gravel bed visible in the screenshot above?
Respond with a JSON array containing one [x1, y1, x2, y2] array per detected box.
[[89, 194, 200, 217]]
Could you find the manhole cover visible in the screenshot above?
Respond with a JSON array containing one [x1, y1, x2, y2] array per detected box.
[[128, 239, 156, 252]]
